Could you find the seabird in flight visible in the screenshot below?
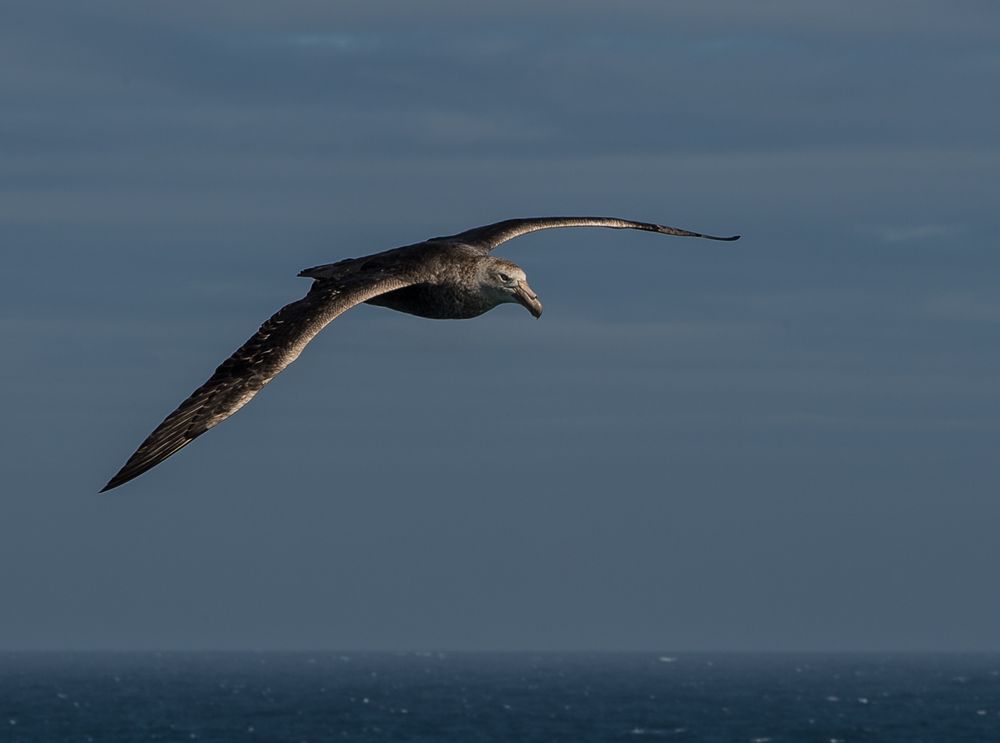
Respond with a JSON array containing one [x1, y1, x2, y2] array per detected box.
[[102, 217, 739, 491]]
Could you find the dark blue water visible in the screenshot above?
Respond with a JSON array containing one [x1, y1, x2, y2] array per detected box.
[[2, 653, 999, 742]]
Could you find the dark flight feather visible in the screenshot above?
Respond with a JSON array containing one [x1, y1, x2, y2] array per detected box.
[[440, 216, 740, 252], [102, 274, 414, 491]]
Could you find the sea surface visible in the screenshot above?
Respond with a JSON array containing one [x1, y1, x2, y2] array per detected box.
[[1, 653, 998, 742]]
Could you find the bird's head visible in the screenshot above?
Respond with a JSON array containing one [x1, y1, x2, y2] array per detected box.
[[479, 257, 543, 318]]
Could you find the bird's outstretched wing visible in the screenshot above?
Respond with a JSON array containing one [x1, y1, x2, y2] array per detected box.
[[440, 216, 740, 252], [101, 272, 416, 492]]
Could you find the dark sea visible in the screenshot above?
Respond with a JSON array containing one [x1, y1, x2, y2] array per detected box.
[[2, 653, 999, 742]]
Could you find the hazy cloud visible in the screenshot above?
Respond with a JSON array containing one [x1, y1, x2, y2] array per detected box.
[[2, 0, 999, 652]]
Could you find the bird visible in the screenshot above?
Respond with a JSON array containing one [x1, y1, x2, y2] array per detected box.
[[101, 216, 739, 491]]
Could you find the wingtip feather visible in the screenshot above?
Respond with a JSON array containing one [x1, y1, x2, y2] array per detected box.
[[100, 436, 196, 493]]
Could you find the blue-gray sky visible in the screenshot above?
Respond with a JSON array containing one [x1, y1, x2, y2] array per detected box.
[[2, 1, 999, 651]]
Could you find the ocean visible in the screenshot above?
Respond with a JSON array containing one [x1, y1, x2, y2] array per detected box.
[[1, 653, 998, 742]]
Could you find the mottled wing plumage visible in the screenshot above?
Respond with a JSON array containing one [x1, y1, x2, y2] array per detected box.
[[441, 217, 740, 252], [101, 274, 415, 491]]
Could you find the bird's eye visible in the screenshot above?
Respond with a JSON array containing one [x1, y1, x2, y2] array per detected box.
[[498, 272, 512, 283]]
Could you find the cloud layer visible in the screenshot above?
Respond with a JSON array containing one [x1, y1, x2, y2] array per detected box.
[[2, 1, 999, 651]]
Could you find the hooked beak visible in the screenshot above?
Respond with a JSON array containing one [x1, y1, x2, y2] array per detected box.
[[514, 281, 543, 318]]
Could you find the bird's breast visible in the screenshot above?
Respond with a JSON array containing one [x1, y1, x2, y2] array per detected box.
[[365, 282, 494, 320]]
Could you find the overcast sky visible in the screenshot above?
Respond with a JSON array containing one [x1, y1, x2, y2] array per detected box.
[[2, 1, 999, 652]]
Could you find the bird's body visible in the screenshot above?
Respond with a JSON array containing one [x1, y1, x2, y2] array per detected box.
[[102, 216, 738, 491], [306, 242, 498, 319]]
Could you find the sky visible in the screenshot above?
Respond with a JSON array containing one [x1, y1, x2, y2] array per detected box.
[[2, 1, 999, 652]]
